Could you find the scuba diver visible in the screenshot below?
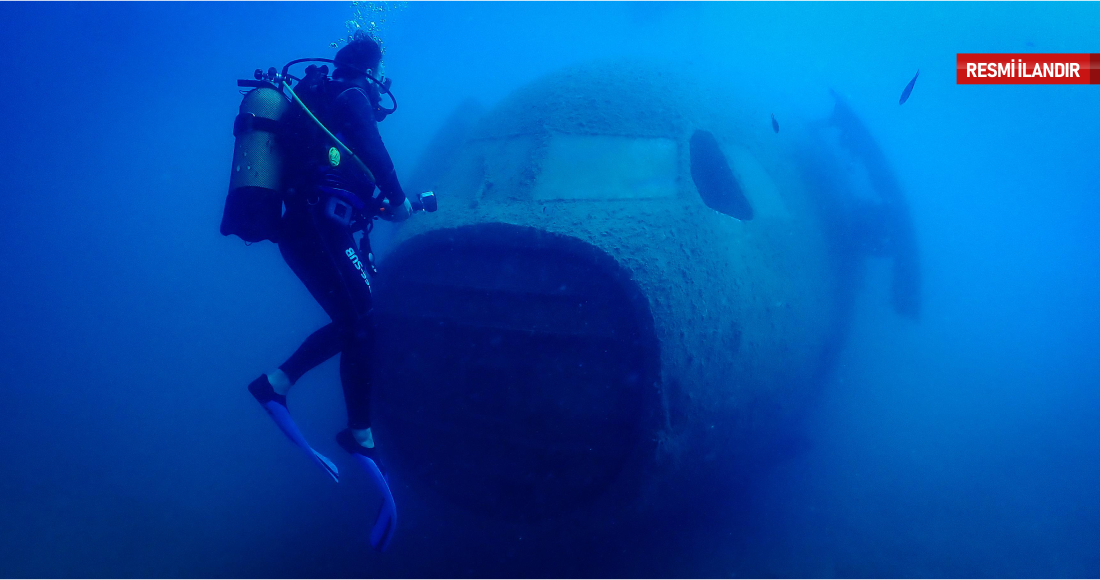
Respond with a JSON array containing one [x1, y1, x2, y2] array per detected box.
[[221, 32, 426, 551]]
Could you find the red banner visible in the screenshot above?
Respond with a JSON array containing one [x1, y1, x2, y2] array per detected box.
[[956, 53, 1100, 84]]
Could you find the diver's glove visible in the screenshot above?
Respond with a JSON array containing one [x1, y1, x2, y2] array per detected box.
[[337, 429, 398, 552], [249, 375, 340, 482], [380, 197, 412, 222]]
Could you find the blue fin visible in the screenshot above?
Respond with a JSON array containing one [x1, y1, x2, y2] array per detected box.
[[250, 376, 340, 483]]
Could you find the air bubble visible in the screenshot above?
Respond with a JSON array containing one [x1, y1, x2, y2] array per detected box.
[[332, 1, 407, 64]]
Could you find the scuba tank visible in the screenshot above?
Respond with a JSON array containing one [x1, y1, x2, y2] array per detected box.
[[220, 83, 291, 243], [220, 60, 425, 244]]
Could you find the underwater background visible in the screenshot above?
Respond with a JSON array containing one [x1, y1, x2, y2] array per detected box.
[[1, 1, 1098, 577]]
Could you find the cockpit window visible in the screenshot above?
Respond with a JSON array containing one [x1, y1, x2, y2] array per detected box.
[[532, 134, 678, 200], [689, 130, 754, 220]]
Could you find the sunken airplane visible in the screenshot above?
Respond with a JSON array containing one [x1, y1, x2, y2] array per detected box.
[[367, 63, 920, 574]]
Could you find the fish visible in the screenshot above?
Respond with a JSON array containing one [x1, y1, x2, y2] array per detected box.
[[770, 113, 779, 133], [899, 70, 919, 105]]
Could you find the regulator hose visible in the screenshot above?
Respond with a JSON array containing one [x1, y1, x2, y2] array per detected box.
[[281, 80, 377, 185]]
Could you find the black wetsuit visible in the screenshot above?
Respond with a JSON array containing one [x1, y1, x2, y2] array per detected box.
[[275, 74, 406, 431]]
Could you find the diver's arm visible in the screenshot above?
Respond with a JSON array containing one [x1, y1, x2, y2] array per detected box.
[[334, 88, 408, 206]]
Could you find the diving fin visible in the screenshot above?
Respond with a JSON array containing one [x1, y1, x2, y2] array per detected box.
[[338, 429, 397, 551], [249, 375, 340, 483]]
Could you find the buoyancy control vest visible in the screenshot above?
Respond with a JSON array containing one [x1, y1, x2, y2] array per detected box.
[[219, 63, 385, 244], [286, 67, 384, 199]]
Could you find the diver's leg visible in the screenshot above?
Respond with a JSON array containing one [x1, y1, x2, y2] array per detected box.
[[340, 317, 374, 432], [306, 196, 376, 433], [244, 202, 355, 482], [278, 322, 344, 385], [273, 203, 359, 389], [334, 333, 396, 554], [334, 318, 395, 550], [310, 197, 397, 551]]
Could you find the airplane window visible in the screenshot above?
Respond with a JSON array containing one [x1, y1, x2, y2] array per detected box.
[[689, 130, 754, 220], [532, 134, 678, 200]]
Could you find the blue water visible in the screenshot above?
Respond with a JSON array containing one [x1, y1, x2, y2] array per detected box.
[[1, 1, 1098, 577]]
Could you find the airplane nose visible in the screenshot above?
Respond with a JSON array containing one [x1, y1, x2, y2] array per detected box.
[[372, 223, 661, 522]]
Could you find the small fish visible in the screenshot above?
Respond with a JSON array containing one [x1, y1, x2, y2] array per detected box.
[[770, 113, 779, 133], [899, 70, 919, 105]]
